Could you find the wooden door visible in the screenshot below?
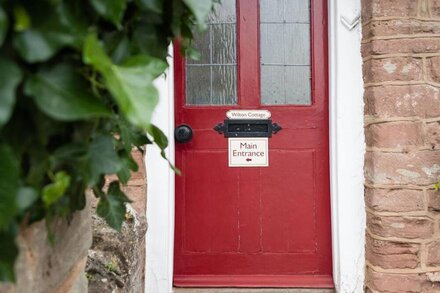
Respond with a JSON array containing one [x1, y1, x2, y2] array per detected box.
[[174, 0, 332, 288]]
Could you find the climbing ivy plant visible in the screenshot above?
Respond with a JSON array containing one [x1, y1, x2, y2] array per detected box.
[[0, 0, 213, 282]]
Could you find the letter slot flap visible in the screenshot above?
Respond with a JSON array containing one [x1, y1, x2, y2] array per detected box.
[[214, 119, 282, 138]]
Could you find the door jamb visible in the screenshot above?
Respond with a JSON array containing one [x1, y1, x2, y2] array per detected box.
[[328, 0, 366, 292], [145, 0, 366, 292]]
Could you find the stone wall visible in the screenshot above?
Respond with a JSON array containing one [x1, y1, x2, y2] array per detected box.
[[362, 0, 440, 291], [0, 198, 92, 293], [0, 149, 147, 293], [86, 149, 147, 292]]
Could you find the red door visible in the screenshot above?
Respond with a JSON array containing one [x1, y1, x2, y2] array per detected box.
[[174, 0, 332, 288]]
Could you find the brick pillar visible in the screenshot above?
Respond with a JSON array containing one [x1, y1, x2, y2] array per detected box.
[[362, 0, 440, 291], [122, 149, 147, 216]]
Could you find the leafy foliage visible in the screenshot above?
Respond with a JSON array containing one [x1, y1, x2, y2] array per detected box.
[[0, 0, 213, 282], [96, 181, 132, 231]]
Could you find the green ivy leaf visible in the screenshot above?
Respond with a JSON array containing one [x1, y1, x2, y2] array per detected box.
[[131, 25, 168, 60], [16, 187, 38, 211], [117, 168, 130, 185], [0, 145, 19, 230], [97, 181, 131, 231], [83, 34, 167, 129], [13, 5, 30, 32], [186, 45, 201, 61], [117, 151, 138, 184], [148, 124, 168, 150], [119, 120, 150, 152], [104, 61, 162, 127], [0, 5, 8, 46], [13, 3, 86, 62], [122, 54, 167, 78], [88, 135, 122, 185], [105, 33, 130, 64], [56, 3, 87, 39], [148, 124, 180, 175], [91, 0, 127, 28], [13, 30, 56, 62], [83, 33, 112, 71], [42, 171, 71, 207], [25, 149, 50, 189], [0, 58, 22, 128], [0, 225, 18, 282], [136, 0, 162, 13], [24, 63, 111, 121], [51, 143, 88, 165], [182, 0, 213, 30]]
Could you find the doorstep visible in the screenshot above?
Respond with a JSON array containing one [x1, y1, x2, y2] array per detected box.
[[173, 289, 335, 293]]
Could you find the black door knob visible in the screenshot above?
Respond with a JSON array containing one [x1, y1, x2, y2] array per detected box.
[[175, 124, 193, 143]]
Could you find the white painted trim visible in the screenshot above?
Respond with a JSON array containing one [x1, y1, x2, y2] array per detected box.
[[146, 0, 366, 291], [145, 48, 175, 293], [329, 0, 366, 292]]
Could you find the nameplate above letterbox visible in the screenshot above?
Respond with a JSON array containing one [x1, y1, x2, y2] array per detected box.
[[214, 119, 282, 138], [226, 110, 271, 120]]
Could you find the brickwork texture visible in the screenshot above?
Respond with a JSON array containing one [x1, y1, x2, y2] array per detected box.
[[362, 0, 440, 291]]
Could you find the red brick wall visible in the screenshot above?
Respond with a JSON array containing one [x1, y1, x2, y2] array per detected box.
[[123, 149, 147, 216], [362, 0, 440, 291]]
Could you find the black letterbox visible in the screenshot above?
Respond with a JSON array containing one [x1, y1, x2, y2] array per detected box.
[[214, 119, 281, 138]]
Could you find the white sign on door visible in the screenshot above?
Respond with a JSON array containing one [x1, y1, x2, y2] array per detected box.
[[228, 138, 269, 167], [226, 109, 271, 120]]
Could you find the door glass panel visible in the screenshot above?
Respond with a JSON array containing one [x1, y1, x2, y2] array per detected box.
[[260, 0, 311, 105], [186, 0, 237, 105]]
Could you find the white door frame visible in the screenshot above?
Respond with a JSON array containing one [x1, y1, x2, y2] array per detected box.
[[145, 0, 365, 292]]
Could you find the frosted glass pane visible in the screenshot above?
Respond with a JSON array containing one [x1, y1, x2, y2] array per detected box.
[[284, 24, 310, 65], [186, 1, 237, 105], [285, 66, 311, 105], [285, 0, 310, 23], [261, 66, 311, 105], [261, 66, 285, 105], [187, 29, 210, 64], [260, 24, 284, 64], [208, 0, 236, 22], [186, 66, 211, 105], [212, 66, 237, 105], [260, 0, 311, 105], [212, 24, 236, 64], [260, 0, 309, 23], [260, 0, 284, 22]]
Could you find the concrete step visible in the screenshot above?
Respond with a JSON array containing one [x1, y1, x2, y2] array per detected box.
[[173, 288, 335, 293]]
